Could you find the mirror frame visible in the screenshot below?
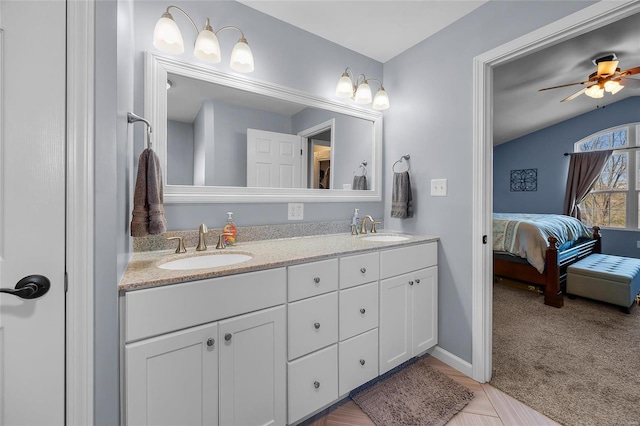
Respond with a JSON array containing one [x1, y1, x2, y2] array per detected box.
[[145, 52, 383, 203]]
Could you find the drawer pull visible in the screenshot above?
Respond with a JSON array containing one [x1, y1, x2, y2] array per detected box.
[[224, 333, 232, 341], [206, 338, 215, 347], [409, 280, 414, 286], [360, 267, 366, 274], [360, 308, 366, 314], [415, 278, 421, 284], [314, 322, 321, 330], [314, 277, 320, 284], [359, 359, 366, 366], [314, 381, 320, 389]]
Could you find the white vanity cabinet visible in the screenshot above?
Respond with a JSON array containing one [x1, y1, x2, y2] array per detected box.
[[379, 243, 438, 375], [123, 268, 287, 426]]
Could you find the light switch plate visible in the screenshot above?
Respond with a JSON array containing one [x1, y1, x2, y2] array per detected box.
[[431, 179, 447, 196], [288, 203, 304, 220]]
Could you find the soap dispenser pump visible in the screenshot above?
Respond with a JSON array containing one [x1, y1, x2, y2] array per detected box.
[[223, 212, 237, 245]]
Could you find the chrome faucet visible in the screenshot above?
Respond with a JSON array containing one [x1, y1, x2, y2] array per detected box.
[[360, 215, 374, 234], [196, 224, 208, 251]]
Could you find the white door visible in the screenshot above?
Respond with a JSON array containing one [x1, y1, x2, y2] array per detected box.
[[412, 267, 438, 354], [247, 129, 302, 188], [0, 1, 66, 425], [219, 305, 286, 426], [379, 274, 412, 375]]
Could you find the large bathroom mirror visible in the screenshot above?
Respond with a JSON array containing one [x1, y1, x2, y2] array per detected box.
[[145, 52, 383, 203]]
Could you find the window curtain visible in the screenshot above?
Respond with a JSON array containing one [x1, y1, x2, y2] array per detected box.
[[563, 150, 613, 219]]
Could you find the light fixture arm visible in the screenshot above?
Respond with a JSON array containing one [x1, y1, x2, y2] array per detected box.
[[165, 5, 201, 36], [366, 78, 385, 90], [215, 25, 246, 39]]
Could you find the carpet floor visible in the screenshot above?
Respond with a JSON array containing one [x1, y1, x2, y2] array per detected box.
[[491, 281, 640, 426], [351, 357, 474, 426]]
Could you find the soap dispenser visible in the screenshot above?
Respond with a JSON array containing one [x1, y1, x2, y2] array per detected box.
[[223, 212, 237, 245]]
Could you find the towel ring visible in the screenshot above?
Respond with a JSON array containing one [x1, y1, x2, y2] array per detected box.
[[355, 160, 367, 177], [393, 154, 410, 172]]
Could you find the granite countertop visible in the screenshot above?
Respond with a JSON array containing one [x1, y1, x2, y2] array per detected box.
[[120, 232, 439, 292]]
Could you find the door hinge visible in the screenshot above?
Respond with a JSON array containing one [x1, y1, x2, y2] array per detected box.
[[482, 235, 488, 244], [300, 149, 303, 155], [64, 272, 68, 293]]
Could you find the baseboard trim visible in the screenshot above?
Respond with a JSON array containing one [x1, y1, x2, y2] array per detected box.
[[431, 346, 474, 379]]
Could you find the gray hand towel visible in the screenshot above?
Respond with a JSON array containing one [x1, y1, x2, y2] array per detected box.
[[352, 175, 367, 190], [391, 171, 413, 219], [131, 148, 167, 236]]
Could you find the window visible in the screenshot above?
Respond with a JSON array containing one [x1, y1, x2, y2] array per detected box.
[[575, 124, 638, 228]]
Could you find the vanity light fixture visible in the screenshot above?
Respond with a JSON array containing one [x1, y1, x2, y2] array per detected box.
[[153, 5, 254, 73], [335, 67, 389, 110]]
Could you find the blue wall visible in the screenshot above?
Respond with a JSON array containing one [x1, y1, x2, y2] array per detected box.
[[494, 96, 640, 258]]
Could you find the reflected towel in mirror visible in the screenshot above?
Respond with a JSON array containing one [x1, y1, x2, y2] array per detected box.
[[391, 171, 413, 219], [352, 175, 367, 190], [131, 148, 167, 236]]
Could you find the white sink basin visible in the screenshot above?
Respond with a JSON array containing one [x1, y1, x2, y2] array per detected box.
[[159, 253, 253, 270], [360, 234, 409, 242]]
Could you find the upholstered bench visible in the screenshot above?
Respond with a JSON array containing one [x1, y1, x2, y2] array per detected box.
[[567, 253, 640, 313]]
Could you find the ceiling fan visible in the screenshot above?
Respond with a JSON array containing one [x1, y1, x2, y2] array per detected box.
[[539, 54, 640, 102]]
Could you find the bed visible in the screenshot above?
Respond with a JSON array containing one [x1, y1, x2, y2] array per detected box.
[[493, 213, 601, 308]]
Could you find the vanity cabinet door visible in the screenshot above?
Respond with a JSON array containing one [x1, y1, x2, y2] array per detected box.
[[219, 305, 286, 426], [412, 266, 438, 355], [125, 322, 219, 426], [379, 273, 412, 375]]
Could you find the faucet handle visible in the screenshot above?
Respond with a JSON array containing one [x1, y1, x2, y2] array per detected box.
[[199, 223, 208, 234], [216, 234, 227, 249], [371, 221, 381, 233], [167, 236, 186, 254], [350, 224, 359, 235]]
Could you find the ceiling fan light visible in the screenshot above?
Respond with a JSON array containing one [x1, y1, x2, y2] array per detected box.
[[153, 12, 185, 54], [194, 21, 221, 63], [585, 84, 604, 99], [230, 37, 254, 73], [354, 81, 372, 104], [335, 73, 354, 98], [604, 79, 624, 95], [372, 87, 390, 110]]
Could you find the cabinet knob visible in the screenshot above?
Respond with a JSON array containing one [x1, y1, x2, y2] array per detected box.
[[225, 333, 232, 341], [415, 278, 421, 284], [360, 308, 366, 314], [314, 277, 320, 284], [314, 381, 320, 389], [206, 338, 215, 347], [409, 280, 414, 286], [314, 322, 321, 330], [360, 267, 366, 274], [359, 359, 366, 366]]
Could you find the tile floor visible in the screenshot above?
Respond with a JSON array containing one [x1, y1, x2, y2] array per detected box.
[[307, 356, 559, 426]]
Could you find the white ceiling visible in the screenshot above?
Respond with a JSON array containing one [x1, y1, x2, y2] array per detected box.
[[238, 1, 486, 63]]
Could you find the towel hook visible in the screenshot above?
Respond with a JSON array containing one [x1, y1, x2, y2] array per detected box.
[[392, 154, 410, 173], [355, 160, 367, 176], [127, 112, 153, 150]]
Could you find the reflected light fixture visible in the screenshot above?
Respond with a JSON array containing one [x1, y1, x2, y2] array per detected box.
[[335, 67, 389, 110], [153, 5, 254, 73]]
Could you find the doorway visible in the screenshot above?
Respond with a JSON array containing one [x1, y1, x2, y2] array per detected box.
[[472, 1, 640, 383], [298, 119, 335, 189]]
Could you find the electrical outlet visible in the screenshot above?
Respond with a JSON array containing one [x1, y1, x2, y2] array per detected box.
[[431, 178, 447, 196], [288, 203, 304, 220]]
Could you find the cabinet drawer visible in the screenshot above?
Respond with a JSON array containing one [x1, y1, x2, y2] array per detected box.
[[288, 345, 338, 424], [339, 282, 378, 341], [288, 258, 339, 302], [380, 242, 437, 279], [339, 252, 379, 289], [339, 329, 378, 396], [288, 292, 338, 360], [125, 268, 286, 342]]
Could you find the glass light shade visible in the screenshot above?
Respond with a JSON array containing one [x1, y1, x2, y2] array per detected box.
[[354, 81, 372, 104], [585, 84, 604, 99], [153, 14, 184, 54], [372, 88, 390, 110], [335, 74, 354, 98], [194, 28, 221, 63], [230, 38, 254, 73], [604, 79, 624, 95]]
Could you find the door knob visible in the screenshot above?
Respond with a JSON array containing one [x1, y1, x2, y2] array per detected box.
[[0, 275, 50, 299]]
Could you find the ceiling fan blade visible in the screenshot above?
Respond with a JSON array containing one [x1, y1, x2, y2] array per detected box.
[[620, 66, 640, 76], [538, 81, 590, 92], [560, 87, 586, 102]]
